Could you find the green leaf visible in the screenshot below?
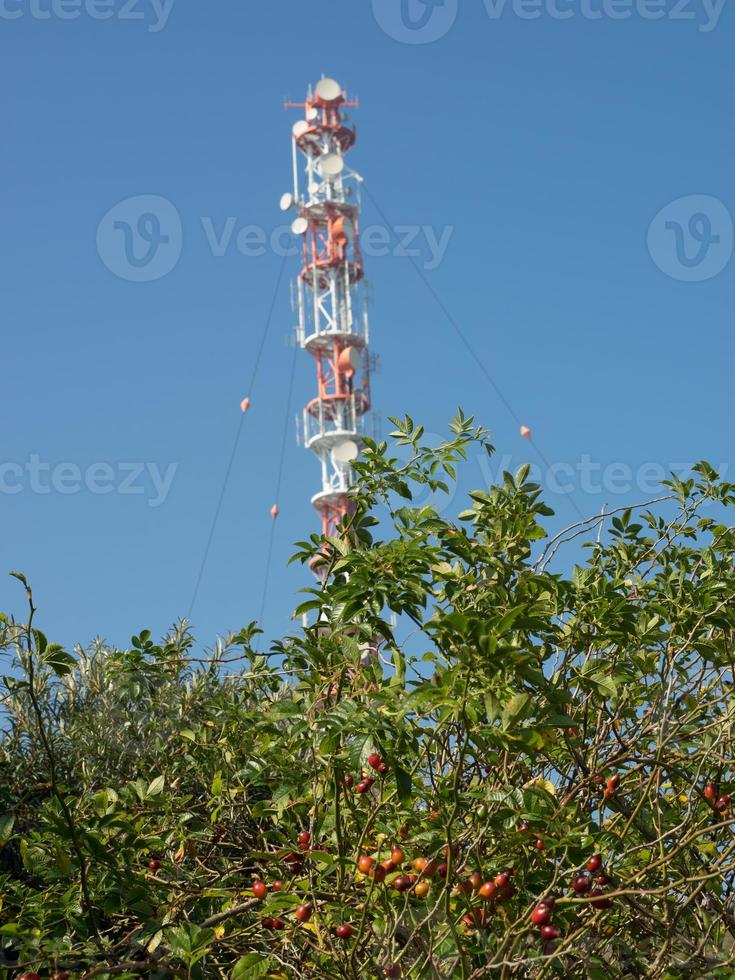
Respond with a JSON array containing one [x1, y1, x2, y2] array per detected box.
[[146, 775, 166, 797], [394, 765, 412, 803], [502, 693, 531, 728], [42, 644, 76, 677], [232, 954, 274, 979], [0, 811, 15, 841]]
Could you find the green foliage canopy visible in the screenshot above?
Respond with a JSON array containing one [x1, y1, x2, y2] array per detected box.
[[2, 415, 735, 978]]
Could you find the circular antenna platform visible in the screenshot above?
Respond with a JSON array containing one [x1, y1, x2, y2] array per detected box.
[[280, 192, 295, 212], [333, 440, 359, 464], [291, 216, 309, 235], [315, 77, 342, 103], [292, 119, 310, 139], [320, 153, 344, 178]]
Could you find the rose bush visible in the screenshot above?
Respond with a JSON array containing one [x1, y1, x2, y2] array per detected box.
[[1, 414, 735, 978]]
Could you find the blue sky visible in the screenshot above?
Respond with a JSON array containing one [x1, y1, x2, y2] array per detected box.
[[0, 1, 733, 654]]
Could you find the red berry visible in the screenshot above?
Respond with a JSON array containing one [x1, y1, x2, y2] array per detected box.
[[384, 966, 402, 978], [371, 863, 388, 884], [607, 774, 621, 792], [283, 852, 303, 873], [437, 862, 449, 878], [357, 855, 375, 874], [391, 846, 405, 866], [469, 870, 483, 892], [392, 874, 412, 892], [261, 917, 274, 929], [295, 903, 313, 923], [587, 854, 602, 873], [517, 822, 530, 833], [381, 859, 397, 874], [540, 924, 561, 940], [716, 794, 732, 813], [298, 831, 311, 849], [271, 918, 286, 930], [368, 752, 383, 770], [272, 880, 283, 891], [590, 888, 612, 910], [355, 781, 370, 794], [148, 859, 161, 872], [336, 923, 353, 940], [704, 782, 717, 802], [595, 873, 610, 886], [377, 762, 389, 775], [479, 881, 497, 900], [534, 839, 545, 851], [572, 874, 591, 893], [494, 871, 511, 889], [531, 903, 552, 926], [252, 880, 268, 900]]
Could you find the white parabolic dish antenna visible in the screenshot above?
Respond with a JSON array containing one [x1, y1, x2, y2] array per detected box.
[[280, 192, 295, 212], [320, 153, 344, 178], [292, 119, 310, 139], [307, 107, 319, 121], [333, 440, 359, 464], [291, 216, 309, 235], [315, 77, 342, 103]]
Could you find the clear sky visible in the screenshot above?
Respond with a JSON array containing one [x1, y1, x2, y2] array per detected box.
[[0, 0, 733, 654]]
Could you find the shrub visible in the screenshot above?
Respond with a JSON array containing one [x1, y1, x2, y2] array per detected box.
[[2, 414, 735, 978]]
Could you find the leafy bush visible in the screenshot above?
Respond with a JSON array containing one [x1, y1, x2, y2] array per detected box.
[[2, 414, 735, 979]]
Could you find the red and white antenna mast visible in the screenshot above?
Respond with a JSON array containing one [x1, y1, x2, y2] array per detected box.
[[283, 77, 372, 550]]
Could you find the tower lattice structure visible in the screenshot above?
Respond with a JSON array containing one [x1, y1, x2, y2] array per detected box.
[[283, 77, 372, 546]]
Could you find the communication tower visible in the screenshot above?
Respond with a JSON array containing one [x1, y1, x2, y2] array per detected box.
[[283, 77, 372, 549]]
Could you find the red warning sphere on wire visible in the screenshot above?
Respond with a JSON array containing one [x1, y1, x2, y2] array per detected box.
[[271, 504, 280, 520], [520, 425, 532, 440], [240, 397, 251, 413]]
